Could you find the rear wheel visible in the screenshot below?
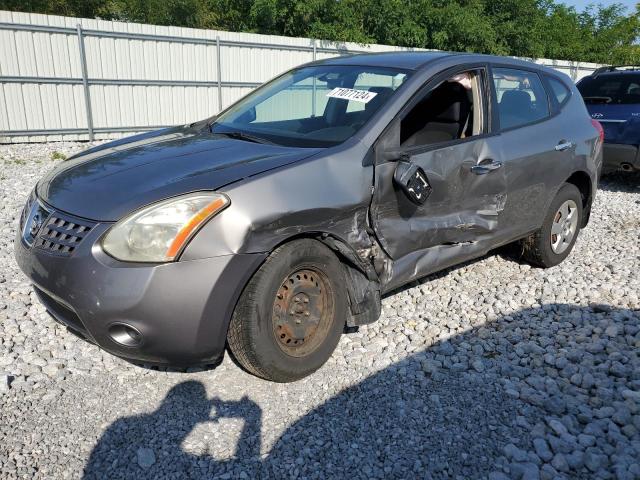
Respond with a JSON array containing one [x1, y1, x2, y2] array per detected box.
[[521, 183, 583, 268], [227, 239, 346, 382]]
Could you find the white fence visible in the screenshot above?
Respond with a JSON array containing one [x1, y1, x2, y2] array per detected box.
[[0, 10, 601, 143]]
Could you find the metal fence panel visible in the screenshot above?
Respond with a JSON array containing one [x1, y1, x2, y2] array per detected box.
[[0, 9, 602, 143]]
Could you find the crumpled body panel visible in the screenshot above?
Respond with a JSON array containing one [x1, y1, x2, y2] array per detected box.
[[371, 136, 507, 261]]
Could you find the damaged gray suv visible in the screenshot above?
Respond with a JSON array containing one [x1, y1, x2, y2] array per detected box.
[[16, 52, 603, 382]]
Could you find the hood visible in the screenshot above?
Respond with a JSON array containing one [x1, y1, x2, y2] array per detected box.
[[37, 124, 321, 221]]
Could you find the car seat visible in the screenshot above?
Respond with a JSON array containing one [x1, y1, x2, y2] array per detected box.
[[401, 82, 471, 147]]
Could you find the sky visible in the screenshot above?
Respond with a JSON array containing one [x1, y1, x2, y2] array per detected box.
[[560, 0, 637, 12]]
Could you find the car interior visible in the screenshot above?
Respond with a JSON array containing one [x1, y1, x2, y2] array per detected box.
[[222, 70, 408, 147], [492, 69, 550, 129], [400, 70, 483, 148]]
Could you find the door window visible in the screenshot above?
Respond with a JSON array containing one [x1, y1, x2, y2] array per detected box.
[[400, 69, 485, 148], [492, 68, 550, 129]]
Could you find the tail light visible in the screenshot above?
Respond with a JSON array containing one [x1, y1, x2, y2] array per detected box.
[[591, 119, 604, 143]]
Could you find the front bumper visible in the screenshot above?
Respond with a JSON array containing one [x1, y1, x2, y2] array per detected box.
[[602, 142, 640, 172], [14, 222, 266, 366]]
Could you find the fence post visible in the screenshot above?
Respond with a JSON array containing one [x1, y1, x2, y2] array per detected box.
[[216, 36, 223, 112], [312, 39, 317, 116], [76, 24, 94, 141]]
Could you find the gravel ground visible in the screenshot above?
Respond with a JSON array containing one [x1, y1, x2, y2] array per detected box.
[[0, 142, 639, 480]]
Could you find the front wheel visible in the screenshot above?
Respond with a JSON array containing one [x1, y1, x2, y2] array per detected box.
[[521, 183, 583, 268], [227, 239, 346, 382]]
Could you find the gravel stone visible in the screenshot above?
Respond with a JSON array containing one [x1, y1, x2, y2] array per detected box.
[[504, 443, 528, 462], [137, 447, 156, 469], [0, 373, 9, 393], [532, 438, 553, 462], [551, 453, 570, 472], [0, 145, 638, 478]]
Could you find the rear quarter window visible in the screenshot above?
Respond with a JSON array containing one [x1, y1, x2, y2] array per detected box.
[[547, 76, 571, 106]]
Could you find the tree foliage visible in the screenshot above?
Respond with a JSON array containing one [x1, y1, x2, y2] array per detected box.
[[3, 0, 639, 64]]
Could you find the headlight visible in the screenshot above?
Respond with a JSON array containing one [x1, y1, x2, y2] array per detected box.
[[102, 192, 229, 262]]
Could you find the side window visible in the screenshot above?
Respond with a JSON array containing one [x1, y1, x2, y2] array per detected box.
[[492, 68, 550, 130], [626, 82, 640, 103], [400, 69, 485, 148], [547, 76, 571, 106]]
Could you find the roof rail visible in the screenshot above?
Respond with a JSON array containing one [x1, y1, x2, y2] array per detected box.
[[593, 65, 640, 76]]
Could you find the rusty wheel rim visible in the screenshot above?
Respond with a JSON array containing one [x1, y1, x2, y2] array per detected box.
[[272, 268, 334, 357]]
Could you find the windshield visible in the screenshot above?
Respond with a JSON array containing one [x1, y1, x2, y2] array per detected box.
[[577, 73, 640, 105], [212, 65, 410, 147]]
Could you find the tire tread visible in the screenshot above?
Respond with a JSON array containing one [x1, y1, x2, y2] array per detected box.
[[227, 239, 344, 382], [521, 183, 582, 268]]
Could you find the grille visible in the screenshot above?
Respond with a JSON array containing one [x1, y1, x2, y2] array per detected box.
[[34, 215, 95, 256]]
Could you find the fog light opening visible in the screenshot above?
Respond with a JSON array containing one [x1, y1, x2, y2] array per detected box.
[[108, 323, 143, 347]]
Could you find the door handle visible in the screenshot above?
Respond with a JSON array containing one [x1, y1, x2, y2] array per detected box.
[[471, 160, 503, 175], [555, 141, 574, 151]]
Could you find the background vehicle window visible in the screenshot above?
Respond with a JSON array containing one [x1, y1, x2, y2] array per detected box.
[[547, 77, 571, 106], [400, 69, 484, 148], [577, 73, 640, 105], [492, 68, 550, 129]]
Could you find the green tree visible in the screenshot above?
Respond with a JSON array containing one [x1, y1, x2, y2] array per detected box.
[[1, 0, 638, 64]]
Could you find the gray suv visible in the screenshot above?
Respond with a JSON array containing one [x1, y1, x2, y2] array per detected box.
[[15, 52, 602, 382]]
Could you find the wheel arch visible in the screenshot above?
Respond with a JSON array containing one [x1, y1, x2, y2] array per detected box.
[[286, 232, 382, 326], [236, 231, 383, 331], [564, 170, 593, 227]]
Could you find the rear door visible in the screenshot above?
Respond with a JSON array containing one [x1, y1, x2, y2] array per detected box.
[[371, 65, 507, 270], [490, 66, 572, 237]]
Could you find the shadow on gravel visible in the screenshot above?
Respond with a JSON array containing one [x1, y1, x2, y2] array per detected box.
[[83, 303, 639, 479], [598, 171, 640, 193]]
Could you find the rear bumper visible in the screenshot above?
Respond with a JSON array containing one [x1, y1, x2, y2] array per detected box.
[[15, 223, 266, 366], [602, 142, 640, 172]]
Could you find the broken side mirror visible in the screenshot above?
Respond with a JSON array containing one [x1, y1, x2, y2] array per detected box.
[[393, 159, 432, 205]]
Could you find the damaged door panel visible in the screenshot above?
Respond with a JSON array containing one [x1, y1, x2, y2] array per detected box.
[[371, 135, 507, 288], [369, 65, 509, 289]]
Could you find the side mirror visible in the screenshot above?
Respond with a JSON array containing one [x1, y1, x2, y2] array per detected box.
[[393, 160, 432, 205]]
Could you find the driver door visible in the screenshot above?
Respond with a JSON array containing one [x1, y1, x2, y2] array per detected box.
[[370, 66, 507, 284]]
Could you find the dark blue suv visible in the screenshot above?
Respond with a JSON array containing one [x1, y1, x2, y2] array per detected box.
[[577, 65, 640, 173]]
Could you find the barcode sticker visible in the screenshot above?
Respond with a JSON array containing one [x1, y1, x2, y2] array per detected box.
[[326, 88, 378, 104]]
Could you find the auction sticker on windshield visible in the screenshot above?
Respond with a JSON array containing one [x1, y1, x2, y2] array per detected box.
[[327, 87, 378, 103]]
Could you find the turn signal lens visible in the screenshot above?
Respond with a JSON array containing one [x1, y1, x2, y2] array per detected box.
[[102, 192, 230, 262], [165, 197, 227, 259]]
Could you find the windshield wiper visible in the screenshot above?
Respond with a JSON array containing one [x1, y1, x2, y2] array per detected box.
[[212, 130, 274, 145]]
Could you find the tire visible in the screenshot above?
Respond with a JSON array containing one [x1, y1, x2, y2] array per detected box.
[[227, 239, 347, 382], [521, 183, 583, 268]]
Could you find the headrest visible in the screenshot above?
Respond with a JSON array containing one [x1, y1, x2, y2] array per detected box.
[[500, 90, 532, 111], [429, 82, 469, 123]]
